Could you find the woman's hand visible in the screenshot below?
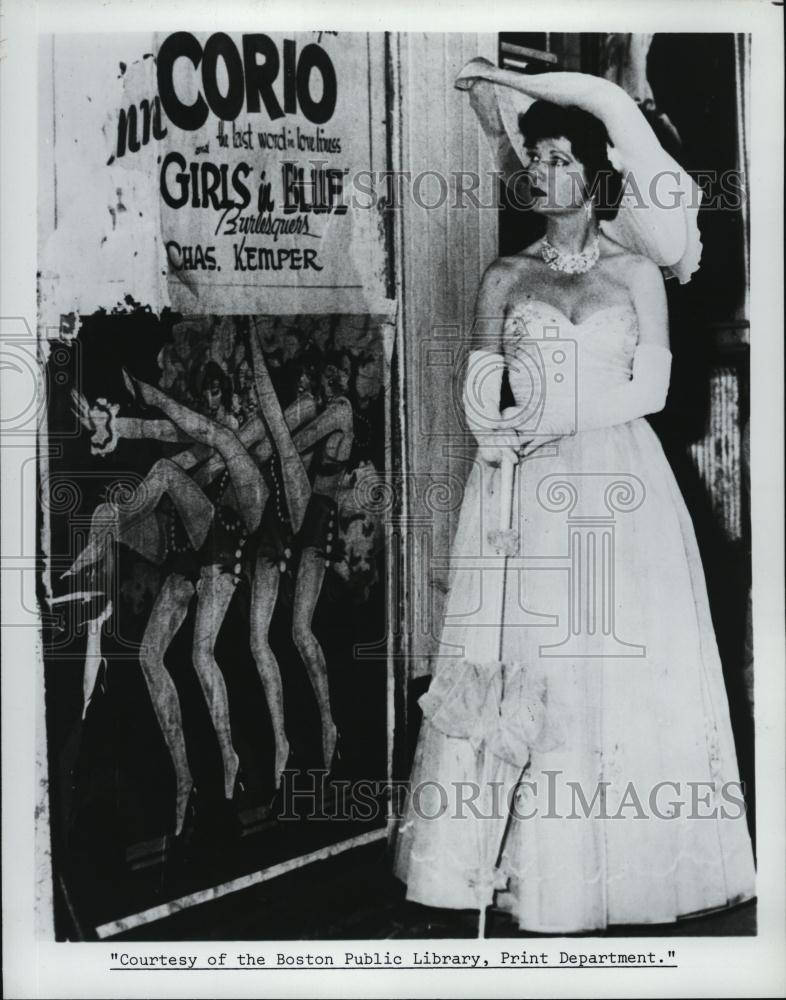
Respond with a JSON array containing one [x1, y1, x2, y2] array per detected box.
[[477, 429, 521, 467], [71, 390, 120, 455], [497, 407, 562, 459]]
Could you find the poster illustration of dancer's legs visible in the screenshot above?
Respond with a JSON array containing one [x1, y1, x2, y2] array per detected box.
[[44, 312, 391, 931], [37, 30, 397, 936]]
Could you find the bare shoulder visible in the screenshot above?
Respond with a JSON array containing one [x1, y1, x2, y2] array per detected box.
[[484, 249, 540, 284], [604, 246, 664, 290], [605, 247, 668, 342], [481, 255, 523, 281], [477, 255, 521, 302]]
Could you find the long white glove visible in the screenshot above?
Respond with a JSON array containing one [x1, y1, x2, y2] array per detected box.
[[507, 342, 672, 445], [462, 349, 521, 465], [464, 342, 671, 458]]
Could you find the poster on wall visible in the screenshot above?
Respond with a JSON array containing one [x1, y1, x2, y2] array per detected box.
[[37, 29, 396, 938], [39, 31, 391, 320]]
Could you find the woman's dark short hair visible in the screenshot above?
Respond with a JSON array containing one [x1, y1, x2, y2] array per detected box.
[[518, 100, 623, 221], [192, 359, 232, 408]]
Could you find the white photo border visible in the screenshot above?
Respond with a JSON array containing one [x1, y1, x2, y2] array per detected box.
[[1, 1, 783, 997]]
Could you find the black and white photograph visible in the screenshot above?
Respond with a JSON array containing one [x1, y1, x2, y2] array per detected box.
[[1, 1, 784, 997]]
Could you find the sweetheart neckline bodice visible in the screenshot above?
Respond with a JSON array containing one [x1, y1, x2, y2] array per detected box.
[[505, 298, 637, 330], [503, 297, 640, 399]]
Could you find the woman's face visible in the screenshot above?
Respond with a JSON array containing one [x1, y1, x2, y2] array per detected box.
[[202, 378, 223, 414], [522, 136, 589, 215], [321, 361, 349, 400]]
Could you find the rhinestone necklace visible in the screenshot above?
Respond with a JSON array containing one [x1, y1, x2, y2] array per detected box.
[[540, 232, 601, 274]]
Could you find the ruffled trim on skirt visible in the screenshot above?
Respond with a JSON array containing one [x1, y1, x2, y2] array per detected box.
[[417, 659, 565, 767]]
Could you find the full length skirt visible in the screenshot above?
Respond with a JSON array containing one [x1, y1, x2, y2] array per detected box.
[[392, 417, 756, 932]]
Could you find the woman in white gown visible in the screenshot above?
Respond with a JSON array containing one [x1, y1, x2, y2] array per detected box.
[[392, 59, 756, 932]]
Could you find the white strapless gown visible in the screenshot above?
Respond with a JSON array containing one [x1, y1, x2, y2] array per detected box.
[[392, 298, 756, 932]]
